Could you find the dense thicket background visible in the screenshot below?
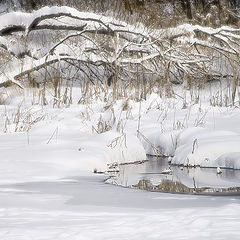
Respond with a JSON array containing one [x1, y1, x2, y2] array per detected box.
[[1, 0, 240, 27]]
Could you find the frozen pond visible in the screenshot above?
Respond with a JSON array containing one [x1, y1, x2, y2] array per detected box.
[[106, 156, 240, 194]]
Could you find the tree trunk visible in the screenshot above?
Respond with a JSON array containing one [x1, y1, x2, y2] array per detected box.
[[180, 0, 193, 19]]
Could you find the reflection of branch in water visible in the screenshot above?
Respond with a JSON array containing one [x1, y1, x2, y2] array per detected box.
[[193, 177, 197, 190]]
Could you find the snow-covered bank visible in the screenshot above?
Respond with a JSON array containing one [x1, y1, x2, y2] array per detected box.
[[1, 85, 240, 186], [0, 103, 145, 183], [0, 87, 151, 184], [0, 130, 145, 183], [129, 94, 240, 170], [171, 127, 240, 168]]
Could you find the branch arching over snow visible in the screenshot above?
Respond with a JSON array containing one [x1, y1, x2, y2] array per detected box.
[[0, 6, 240, 88]]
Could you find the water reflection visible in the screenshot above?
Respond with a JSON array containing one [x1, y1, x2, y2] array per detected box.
[[107, 156, 240, 190]]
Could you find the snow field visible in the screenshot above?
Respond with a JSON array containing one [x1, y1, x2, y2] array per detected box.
[[0, 175, 240, 240]]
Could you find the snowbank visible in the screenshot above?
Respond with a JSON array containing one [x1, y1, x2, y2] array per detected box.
[[171, 127, 240, 168], [2, 84, 240, 185]]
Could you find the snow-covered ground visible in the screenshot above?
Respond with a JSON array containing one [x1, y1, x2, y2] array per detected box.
[[0, 85, 240, 239], [1, 175, 240, 240], [0, 4, 240, 239], [1, 84, 240, 183]]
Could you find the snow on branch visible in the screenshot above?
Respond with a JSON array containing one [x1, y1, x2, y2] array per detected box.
[[0, 6, 239, 88]]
